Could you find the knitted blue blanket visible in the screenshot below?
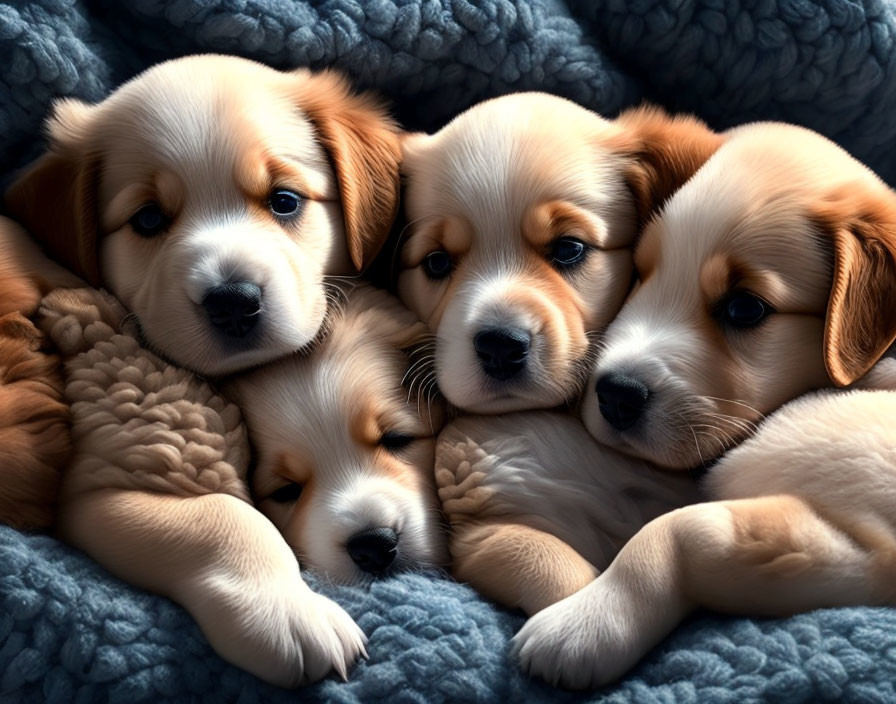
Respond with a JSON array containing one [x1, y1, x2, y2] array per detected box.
[[3, 1, 896, 702]]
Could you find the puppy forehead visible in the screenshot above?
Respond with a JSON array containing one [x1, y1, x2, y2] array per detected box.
[[405, 95, 629, 233], [96, 60, 331, 194]]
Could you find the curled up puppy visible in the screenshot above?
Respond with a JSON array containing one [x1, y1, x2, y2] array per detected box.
[[513, 123, 896, 689], [39, 283, 445, 687], [402, 94, 721, 613]]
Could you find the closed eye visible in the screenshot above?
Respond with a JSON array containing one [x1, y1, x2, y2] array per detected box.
[[268, 483, 303, 503], [379, 431, 415, 452]]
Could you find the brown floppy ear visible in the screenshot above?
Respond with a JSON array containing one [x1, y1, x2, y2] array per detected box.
[[4, 99, 101, 285], [294, 70, 402, 272], [814, 190, 896, 386], [614, 105, 724, 228]]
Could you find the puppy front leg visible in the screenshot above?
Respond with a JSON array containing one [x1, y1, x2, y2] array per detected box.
[[451, 519, 599, 615], [58, 488, 366, 688], [514, 495, 889, 689]]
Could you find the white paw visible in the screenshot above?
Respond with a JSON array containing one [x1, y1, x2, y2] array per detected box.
[[511, 577, 654, 690], [195, 576, 367, 688]]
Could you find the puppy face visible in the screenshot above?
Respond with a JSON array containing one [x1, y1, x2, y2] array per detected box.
[[7, 55, 401, 376], [583, 123, 896, 469], [229, 286, 446, 584], [398, 96, 721, 413]]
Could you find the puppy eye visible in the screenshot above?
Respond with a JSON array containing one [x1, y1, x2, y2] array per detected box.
[[422, 251, 453, 280], [720, 291, 773, 329], [268, 483, 303, 503], [379, 431, 415, 452], [269, 190, 303, 218], [129, 203, 169, 238], [549, 236, 589, 268]]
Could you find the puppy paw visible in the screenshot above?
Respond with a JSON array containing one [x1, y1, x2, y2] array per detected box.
[[435, 431, 497, 518], [511, 577, 653, 690], [197, 577, 367, 688]]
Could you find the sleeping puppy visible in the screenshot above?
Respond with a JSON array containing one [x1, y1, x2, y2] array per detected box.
[[7, 54, 401, 376], [398, 94, 722, 413], [513, 123, 896, 688], [0, 218, 82, 530], [39, 283, 444, 687], [415, 96, 721, 614], [227, 284, 446, 585]]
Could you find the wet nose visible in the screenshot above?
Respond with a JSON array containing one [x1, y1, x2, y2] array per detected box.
[[201, 282, 262, 339], [596, 372, 650, 430], [473, 327, 531, 380], [346, 527, 398, 574]]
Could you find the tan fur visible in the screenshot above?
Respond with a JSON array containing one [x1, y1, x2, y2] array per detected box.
[[517, 124, 896, 690], [397, 94, 720, 414]]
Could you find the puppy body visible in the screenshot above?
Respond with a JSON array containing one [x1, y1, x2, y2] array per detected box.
[[513, 124, 896, 688], [8, 54, 401, 376], [436, 412, 698, 614], [0, 217, 82, 530]]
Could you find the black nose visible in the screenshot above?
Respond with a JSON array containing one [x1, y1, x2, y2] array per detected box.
[[346, 527, 398, 574], [201, 282, 262, 339], [596, 372, 650, 430], [473, 327, 531, 380]]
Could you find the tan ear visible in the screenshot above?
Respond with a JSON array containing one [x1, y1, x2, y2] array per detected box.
[[815, 192, 896, 385], [4, 99, 101, 285], [614, 105, 724, 228], [293, 71, 402, 272]]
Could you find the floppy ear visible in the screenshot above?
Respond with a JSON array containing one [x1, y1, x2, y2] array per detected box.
[[4, 99, 101, 285], [614, 105, 723, 227], [814, 190, 896, 386], [293, 70, 402, 273]]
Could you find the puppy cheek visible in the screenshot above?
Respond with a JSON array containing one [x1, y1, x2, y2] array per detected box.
[[398, 269, 449, 329]]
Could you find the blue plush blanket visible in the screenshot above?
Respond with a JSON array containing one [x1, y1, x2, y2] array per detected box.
[[4, 1, 896, 702]]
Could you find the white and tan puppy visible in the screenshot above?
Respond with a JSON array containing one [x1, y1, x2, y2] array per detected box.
[[398, 95, 722, 413], [513, 123, 896, 688], [39, 283, 444, 688], [228, 284, 447, 585], [8, 54, 401, 376]]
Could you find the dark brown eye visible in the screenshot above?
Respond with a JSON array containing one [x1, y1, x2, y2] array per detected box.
[[380, 431, 414, 452], [422, 251, 453, 279], [549, 236, 588, 268], [269, 483, 303, 503], [130, 203, 169, 238], [719, 291, 773, 329]]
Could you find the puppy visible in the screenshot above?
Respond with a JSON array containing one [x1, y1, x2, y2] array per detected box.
[[39, 283, 444, 687], [227, 284, 446, 585], [398, 95, 723, 413], [0, 218, 81, 530], [513, 123, 896, 688], [411, 96, 720, 615], [8, 54, 401, 376]]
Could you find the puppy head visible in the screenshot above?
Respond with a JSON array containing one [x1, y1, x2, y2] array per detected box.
[[228, 284, 446, 584], [397, 96, 721, 413], [582, 123, 896, 469], [6, 55, 401, 376]]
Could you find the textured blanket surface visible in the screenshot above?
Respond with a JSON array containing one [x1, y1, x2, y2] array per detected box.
[[4, 0, 896, 702]]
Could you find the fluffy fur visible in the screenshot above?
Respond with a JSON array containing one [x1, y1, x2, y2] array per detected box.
[[38, 282, 444, 688], [513, 124, 896, 689], [7, 54, 401, 376], [0, 217, 82, 531], [398, 95, 722, 413]]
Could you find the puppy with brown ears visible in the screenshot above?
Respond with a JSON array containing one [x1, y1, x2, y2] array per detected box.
[[514, 123, 896, 689], [409, 96, 722, 613], [7, 54, 401, 376], [398, 95, 722, 413]]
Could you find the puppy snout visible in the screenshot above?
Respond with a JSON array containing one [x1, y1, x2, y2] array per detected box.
[[346, 527, 398, 574], [596, 372, 650, 430], [473, 327, 531, 380], [201, 282, 262, 339]]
